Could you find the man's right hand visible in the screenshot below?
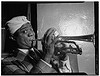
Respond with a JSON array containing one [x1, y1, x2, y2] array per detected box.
[[42, 28, 57, 63]]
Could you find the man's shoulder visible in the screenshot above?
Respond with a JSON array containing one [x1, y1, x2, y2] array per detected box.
[[2, 57, 21, 74], [2, 57, 17, 64]]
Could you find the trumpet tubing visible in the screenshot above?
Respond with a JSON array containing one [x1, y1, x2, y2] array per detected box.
[[33, 34, 94, 43]]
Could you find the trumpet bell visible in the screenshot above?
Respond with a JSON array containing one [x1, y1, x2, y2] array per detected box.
[[58, 34, 95, 46]]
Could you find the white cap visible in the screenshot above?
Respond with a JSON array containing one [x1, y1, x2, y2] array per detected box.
[[6, 16, 30, 34]]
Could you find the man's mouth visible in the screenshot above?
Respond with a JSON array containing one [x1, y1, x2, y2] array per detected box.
[[29, 39, 36, 47], [29, 40, 34, 43], [29, 37, 35, 42]]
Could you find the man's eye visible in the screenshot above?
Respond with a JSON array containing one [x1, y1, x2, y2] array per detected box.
[[22, 30, 27, 33]]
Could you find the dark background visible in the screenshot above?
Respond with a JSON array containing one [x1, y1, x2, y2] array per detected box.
[[1, 2, 37, 53]]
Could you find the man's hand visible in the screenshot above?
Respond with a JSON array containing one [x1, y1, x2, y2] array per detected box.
[[42, 28, 57, 63]]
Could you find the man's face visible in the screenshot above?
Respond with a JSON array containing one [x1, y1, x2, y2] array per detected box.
[[15, 23, 36, 49]]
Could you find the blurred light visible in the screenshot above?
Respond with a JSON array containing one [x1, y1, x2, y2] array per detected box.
[[59, 16, 84, 36]]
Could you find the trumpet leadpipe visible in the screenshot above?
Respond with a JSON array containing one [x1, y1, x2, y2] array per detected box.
[[32, 34, 94, 42], [33, 39, 43, 41]]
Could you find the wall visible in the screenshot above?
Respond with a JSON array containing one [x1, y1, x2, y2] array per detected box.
[[37, 2, 95, 74]]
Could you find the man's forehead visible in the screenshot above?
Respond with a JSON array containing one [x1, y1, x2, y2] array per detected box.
[[20, 22, 32, 30]]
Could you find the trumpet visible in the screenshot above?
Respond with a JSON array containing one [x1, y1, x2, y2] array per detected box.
[[33, 34, 95, 44], [33, 34, 95, 55]]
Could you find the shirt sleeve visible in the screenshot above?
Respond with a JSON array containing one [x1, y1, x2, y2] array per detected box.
[[30, 59, 57, 73]]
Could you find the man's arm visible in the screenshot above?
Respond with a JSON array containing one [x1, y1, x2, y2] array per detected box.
[[30, 28, 58, 73], [30, 59, 57, 73]]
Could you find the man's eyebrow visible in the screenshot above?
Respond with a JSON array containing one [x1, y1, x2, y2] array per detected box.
[[20, 25, 31, 30], [20, 26, 28, 30]]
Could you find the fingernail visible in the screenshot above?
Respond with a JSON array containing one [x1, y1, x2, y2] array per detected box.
[[54, 31, 59, 37]]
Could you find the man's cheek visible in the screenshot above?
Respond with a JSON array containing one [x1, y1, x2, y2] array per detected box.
[[24, 37, 30, 44], [19, 36, 29, 44]]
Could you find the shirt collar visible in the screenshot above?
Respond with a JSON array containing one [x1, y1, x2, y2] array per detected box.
[[18, 48, 29, 54]]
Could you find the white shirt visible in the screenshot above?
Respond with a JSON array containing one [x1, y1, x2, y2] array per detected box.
[[59, 55, 72, 73]]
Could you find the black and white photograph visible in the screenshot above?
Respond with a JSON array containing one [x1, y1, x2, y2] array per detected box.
[[1, 1, 98, 75]]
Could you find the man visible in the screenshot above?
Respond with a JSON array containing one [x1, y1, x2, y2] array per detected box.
[[2, 16, 58, 74]]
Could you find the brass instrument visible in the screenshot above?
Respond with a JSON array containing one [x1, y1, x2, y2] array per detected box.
[[55, 34, 95, 56], [33, 34, 95, 55], [56, 34, 95, 46], [33, 34, 94, 43]]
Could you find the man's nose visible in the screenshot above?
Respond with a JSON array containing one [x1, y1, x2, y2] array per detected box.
[[28, 32, 35, 37]]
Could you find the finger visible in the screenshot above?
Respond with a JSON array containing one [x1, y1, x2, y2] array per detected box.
[[44, 28, 56, 43], [43, 28, 54, 43], [46, 29, 56, 44], [53, 36, 59, 44], [48, 28, 56, 37], [46, 28, 55, 38], [44, 28, 52, 38]]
